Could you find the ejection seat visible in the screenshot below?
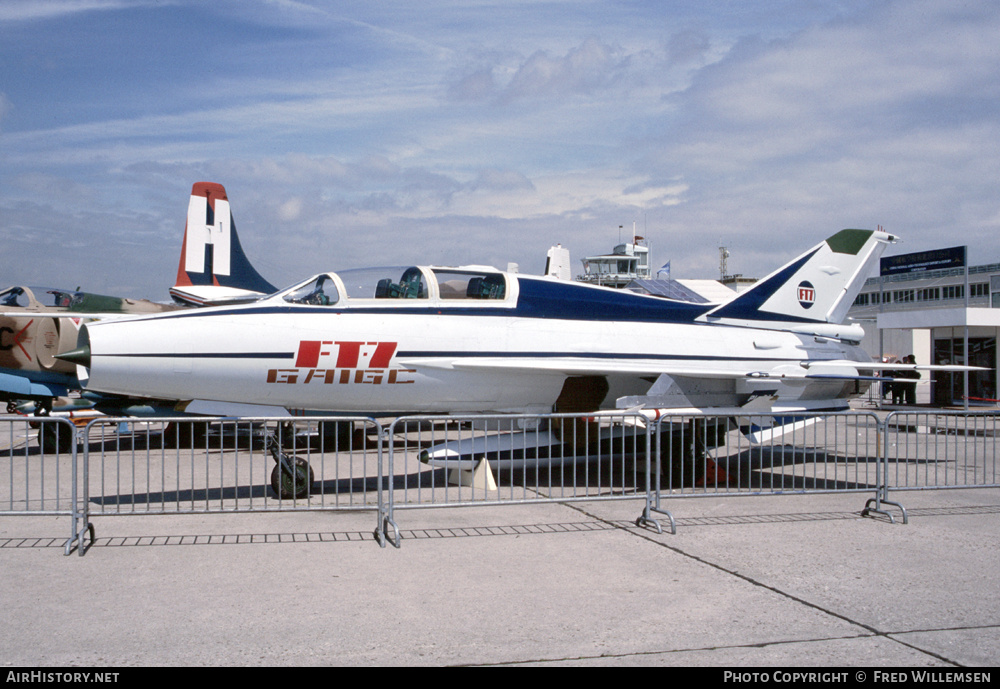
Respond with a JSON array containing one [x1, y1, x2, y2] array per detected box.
[[374, 268, 426, 299], [466, 274, 506, 299]]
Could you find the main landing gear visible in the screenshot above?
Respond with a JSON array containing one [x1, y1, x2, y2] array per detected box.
[[264, 421, 356, 499], [265, 430, 314, 500], [31, 401, 77, 454]]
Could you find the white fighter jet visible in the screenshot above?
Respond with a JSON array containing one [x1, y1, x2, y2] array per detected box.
[[58, 228, 962, 419]]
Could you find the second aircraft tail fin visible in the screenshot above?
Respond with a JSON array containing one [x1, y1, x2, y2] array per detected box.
[[170, 182, 276, 306]]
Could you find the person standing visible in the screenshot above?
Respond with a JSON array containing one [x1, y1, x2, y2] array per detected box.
[[900, 354, 920, 405], [883, 357, 899, 404]]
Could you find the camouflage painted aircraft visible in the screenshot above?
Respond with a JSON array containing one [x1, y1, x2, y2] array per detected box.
[[0, 285, 173, 405], [1, 182, 275, 411]]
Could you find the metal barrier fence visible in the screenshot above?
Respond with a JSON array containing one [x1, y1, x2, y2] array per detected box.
[[382, 413, 656, 544], [650, 412, 882, 494], [81, 416, 382, 511], [645, 412, 887, 527], [2, 415, 384, 553], [2, 409, 998, 554], [1, 416, 89, 554], [878, 411, 1000, 522], [79, 416, 386, 543]]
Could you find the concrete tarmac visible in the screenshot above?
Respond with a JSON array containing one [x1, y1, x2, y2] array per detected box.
[[2, 486, 998, 667]]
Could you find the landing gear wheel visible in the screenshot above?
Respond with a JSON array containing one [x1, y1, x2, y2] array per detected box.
[[38, 423, 74, 454], [270, 458, 314, 499]]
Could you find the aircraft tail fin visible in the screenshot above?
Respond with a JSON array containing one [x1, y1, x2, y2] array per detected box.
[[702, 229, 895, 332], [170, 182, 276, 306], [544, 245, 572, 280]]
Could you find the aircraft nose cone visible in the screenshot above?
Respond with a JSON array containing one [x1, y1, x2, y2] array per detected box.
[[55, 345, 91, 368]]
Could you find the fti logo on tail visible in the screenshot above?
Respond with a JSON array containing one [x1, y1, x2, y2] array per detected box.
[[797, 281, 816, 309]]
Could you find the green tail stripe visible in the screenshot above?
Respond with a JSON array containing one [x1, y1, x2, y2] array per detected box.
[[825, 229, 873, 255]]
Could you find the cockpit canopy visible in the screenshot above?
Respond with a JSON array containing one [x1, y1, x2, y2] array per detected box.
[[280, 267, 509, 307], [0, 286, 84, 309]]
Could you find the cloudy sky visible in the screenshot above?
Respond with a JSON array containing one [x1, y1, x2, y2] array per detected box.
[[1, 0, 998, 300]]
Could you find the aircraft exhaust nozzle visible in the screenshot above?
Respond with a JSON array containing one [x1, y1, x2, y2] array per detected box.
[[55, 345, 91, 368]]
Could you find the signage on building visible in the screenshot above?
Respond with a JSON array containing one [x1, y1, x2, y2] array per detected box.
[[880, 246, 966, 276]]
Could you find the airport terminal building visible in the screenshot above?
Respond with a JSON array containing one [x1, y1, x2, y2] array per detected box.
[[847, 246, 1000, 406]]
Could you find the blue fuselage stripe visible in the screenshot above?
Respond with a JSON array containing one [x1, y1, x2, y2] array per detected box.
[[96, 350, 793, 366], [100, 352, 292, 359], [397, 351, 783, 363]]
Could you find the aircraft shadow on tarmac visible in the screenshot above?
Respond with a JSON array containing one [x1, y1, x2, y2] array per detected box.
[[710, 446, 882, 492]]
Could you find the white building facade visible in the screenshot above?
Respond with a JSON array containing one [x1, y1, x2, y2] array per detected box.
[[847, 246, 999, 406]]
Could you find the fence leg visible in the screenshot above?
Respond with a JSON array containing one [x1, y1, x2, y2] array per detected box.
[[375, 513, 401, 549], [862, 490, 908, 525], [635, 421, 675, 535], [65, 518, 95, 556], [375, 427, 401, 548], [861, 417, 908, 524], [64, 432, 95, 556], [636, 505, 674, 535]]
